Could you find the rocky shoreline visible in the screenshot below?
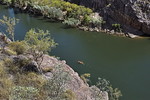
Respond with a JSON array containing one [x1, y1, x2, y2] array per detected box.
[[65, 0, 150, 37], [0, 1, 142, 38]]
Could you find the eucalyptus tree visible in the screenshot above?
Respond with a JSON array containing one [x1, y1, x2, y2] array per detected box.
[[0, 16, 19, 41], [24, 29, 57, 62]]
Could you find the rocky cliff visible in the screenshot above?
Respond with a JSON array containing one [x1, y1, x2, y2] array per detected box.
[[0, 33, 108, 100], [65, 0, 150, 35]]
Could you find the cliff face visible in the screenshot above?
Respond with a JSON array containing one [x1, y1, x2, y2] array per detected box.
[[66, 0, 150, 35], [0, 33, 108, 100], [39, 55, 108, 100]]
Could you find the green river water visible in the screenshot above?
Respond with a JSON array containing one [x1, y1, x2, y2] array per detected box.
[[0, 5, 150, 100]]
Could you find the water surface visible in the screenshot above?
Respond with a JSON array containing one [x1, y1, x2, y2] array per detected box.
[[0, 5, 150, 100]]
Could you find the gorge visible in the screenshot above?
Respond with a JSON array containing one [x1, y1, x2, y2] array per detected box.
[[1, 5, 150, 100]]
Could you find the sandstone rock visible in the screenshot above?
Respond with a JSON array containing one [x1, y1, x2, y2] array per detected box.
[[66, 0, 150, 35], [39, 55, 109, 100]]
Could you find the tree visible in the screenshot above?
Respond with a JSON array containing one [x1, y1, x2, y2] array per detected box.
[[24, 29, 57, 62], [0, 16, 19, 41]]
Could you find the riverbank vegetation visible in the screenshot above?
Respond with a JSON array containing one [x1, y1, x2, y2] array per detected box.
[[0, 0, 104, 32]]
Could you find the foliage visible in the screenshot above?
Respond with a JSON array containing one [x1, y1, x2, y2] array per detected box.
[[2, 0, 95, 28], [8, 41, 28, 55], [84, 13, 104, 28], [9, 86, 39, 100], [4, 48, 17, 55], [3, 57, 30, 74], [42, 64, 71, 99], [24, 29, 57, 61], [62, 89, 76, 100], [33, 5, 64, 20], [0, 62, 14, 100], [112, 24, 122, 32], [63, 18, 81, 27], [25, 29, 56, 53], [50, 0, 93, 19], [0, 16, 19, 41], [15, 72, 46, 88], [0, 58, 73, 99], [1, 0, 12, 4], [96, 77, 122, 100], [80, 73, 90, 84]]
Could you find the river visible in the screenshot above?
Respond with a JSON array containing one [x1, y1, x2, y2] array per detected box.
[[0, 5, 150, 100]]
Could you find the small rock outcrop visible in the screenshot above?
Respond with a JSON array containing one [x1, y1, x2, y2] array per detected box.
[[65, 0, 150, 35], [38, 55, 108, 100]]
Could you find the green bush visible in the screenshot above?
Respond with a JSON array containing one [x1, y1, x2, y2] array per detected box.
[[96, 77, 122, 100], [16, 72, 46, 88], [112, 24, 122, 32], [25, 29, 57, 54], [33, 5, 64, 20], [4, 49, 17, 55], [3, 58, 20, 74], [9, 86, 39, 100], [42, 64, 70, 99], [0, 62, 14, 100], [63, 18, 81, 27], [8, 41, 28, 55], [80, 73, 90, 84], [3, 57, 30, 74]]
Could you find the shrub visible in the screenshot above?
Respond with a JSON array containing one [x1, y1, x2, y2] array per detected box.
[[3, 58, 21, 74], [8, 41, 28, 55], [4, 48, 17, 55], [0, 78, 14, 100], [33, 5, 64, 20], [0, 16, 19, 41], [89, 14, 104, 27], [25, 29, 57, 53], [96, 77, 122, 100], [15, 72, 46, 88], [0, 62, 14, 100], [24, 29, 57, 62], [63, 18, 81, 27], [52, 1, 93, 19], [0, 62, 6, 77], [80, 73, 90, 84], [1, 0, 12, 4], [112, 24, 122, 32], [62, 89, 76, 100], [3, 56, 33, 75], [42, 64, 70, 99], [9, 86, 39, 100]]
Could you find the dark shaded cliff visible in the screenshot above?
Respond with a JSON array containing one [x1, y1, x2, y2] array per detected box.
[[66, 0, 150, 35]]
